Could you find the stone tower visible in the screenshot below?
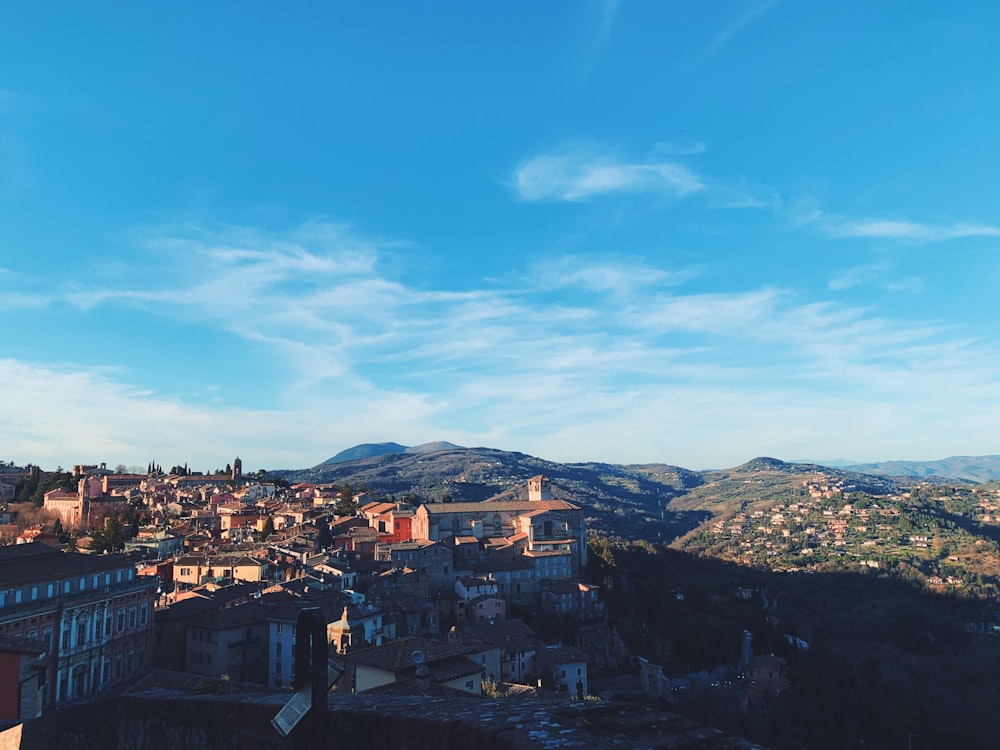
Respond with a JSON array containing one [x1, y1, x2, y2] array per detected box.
[[528, 475, 551, 502], [232, 456, 242, 481]]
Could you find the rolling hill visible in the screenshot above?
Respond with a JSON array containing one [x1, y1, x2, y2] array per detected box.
[[277, 445, 914, 544]]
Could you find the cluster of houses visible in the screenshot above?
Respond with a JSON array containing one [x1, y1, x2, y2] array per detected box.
[[0, 464, 610, 726]]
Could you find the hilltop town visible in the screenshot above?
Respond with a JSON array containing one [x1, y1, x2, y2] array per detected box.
[[0, 459, 624, 725]]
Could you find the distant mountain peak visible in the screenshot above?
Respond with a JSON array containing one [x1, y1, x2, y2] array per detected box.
[[319, 440, 467, 466], [320, 442, 408, 465]]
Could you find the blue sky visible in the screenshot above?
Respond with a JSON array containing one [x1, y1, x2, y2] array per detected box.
[[2, 1, 1000, 471]]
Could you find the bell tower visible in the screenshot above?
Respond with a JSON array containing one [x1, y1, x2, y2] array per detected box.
[[528, 475, 551, 502]]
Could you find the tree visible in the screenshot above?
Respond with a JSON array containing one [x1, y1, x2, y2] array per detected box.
[[89, 513, 126, 553], [333, 484, 356, 516], [259, 517, 275, 541]]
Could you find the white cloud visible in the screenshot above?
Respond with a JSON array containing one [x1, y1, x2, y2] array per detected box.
[[512, 148, 706, 202], [794, 202, 1000, 243], [511, 144, 781, 211], [828, 262, 889, 291], [7, 223, 1000, 469], [830, 219, 1000, 241], [526, 255, 693, 294]]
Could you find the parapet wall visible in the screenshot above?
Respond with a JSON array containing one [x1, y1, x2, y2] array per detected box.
[[12, 692, 764, 750]]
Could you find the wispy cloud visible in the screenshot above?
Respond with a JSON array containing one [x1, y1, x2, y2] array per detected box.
[[794, 202, 1000, 243], [829, 219, 1000, 241], [577, 0, 624, 82], [701, 0, 781, 60], [526, 255, 694, 294], [513, 147, 706, 202], [828, 262, 890, 291], [512, 143, 782, 210], [6, 222, 1000, 469]]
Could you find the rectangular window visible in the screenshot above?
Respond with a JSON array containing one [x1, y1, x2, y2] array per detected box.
[[77, 621, 87, 644], [139, 603, 149, 626], [126, 652, 135, 674], [31, 586, 38, 601], [14, 589, 22, 604], [42, 627, 53, 648], [128, 607, 137, 629], [92, 575, 99, 589], [63, 581, 71, 594], [116, 571, 123, 583], [0, 592, 5, 607], [138, 647, 146, 670], [116, 608, 126, 633], [276, 642, 282, 655], [114, 655, 123, 679], [47, 583, 55, 598], [105, 615, 113, 636], [79, 577, 86, 591], [276, 623, 283, 635]]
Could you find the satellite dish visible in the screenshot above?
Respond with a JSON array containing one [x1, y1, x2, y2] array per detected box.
[[411, 650, 425, 665]]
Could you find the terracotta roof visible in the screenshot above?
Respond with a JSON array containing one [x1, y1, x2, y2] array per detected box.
[[420, 500, 579, 514]]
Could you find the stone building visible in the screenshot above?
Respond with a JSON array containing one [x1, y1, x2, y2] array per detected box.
[[0, 544, 157, 708], [411, 476, 586, 575]]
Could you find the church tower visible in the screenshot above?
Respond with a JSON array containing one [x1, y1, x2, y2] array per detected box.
[[232, 456, 243, 481], [528, 475, 551, 502]]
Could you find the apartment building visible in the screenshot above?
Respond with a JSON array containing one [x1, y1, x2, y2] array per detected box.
[[0, 544, 157, 708]]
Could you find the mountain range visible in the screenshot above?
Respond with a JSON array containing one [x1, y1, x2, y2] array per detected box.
[[318, 443, 1000, 483], [275, 444, 963, 542], [826, 455, 1000, 483]]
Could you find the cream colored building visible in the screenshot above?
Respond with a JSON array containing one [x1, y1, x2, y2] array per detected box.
[[43, 489, 85, 529]]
